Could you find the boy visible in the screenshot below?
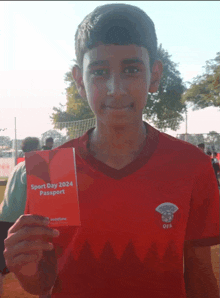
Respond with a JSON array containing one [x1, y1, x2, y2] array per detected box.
[[42, 137, 54, 150], [197, 142, 205, 152], [3, 4, 219, 298], [212, 152, 220, 186], [0, 137, 40, 294]]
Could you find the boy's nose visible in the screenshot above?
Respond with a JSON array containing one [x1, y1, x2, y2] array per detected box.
[[106, 74, 126, 97]]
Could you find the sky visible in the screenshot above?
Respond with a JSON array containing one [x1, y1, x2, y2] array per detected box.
[[0, 1, 219, 140]]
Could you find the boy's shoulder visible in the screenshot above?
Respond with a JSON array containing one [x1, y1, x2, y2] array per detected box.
[[57, 124, 210, 165], [157, 129, 210, 163], [57, 127, 94, 151], [58, 131, 85, 150], [58, 137, 80, 149]]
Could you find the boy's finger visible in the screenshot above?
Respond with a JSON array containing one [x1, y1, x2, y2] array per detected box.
[[5, 226, 59, 248], [6, 252, 43, 275], [12, 239, 54, 255], [9, 214, 50, 234], [13, 253, 40, 267]]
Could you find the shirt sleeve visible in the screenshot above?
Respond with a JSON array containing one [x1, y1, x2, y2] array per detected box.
[[0, 162, 27, 222], [185, 158, 219, 246], [0, 222, 14, 274]]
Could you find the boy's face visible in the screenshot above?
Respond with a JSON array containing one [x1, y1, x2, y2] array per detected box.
[[198, 146, 205, 152], [74, 44, 162, 127], [46, 141, 53, 149]]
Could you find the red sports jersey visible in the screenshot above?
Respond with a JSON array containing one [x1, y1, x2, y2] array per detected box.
[[33, 122, 219, 298]]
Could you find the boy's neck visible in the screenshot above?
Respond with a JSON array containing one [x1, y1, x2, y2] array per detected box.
[[89, 120, 147, 158]]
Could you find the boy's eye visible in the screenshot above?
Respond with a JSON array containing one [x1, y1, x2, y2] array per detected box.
[[124, 66, 140, 74], [92, 69, 108, 76]]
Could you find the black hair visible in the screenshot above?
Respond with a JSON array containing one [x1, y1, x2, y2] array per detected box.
[[21, 137, 39, 153], [46, 137, 53, 143], [206, 151, 212, 156], [198, 143, 205, 149], [75, 3, 157, 72]]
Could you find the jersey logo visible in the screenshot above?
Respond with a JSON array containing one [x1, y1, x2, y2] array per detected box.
[[155, 202, 179, 229]]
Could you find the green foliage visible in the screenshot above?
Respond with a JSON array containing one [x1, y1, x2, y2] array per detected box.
[[52, 44, 186, 133], [51, 103, 75, 123], [182, 52, 220, 110], [143, 44, 186, 131], [41, 129, 68, 148], [205, 131, 220, 151], [177, 131, 220, 151], [0, 136, 12, 149], [66, 83, 95, 121], [178, 133, 205, 146], [51, 67, 94, 138]]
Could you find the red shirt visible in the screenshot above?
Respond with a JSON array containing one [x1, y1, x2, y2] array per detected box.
[[47, 122, 219, 297]]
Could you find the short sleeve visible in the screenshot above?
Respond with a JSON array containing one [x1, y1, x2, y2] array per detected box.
[[0, 162, 27, 222], [185, 158, 219, 246]]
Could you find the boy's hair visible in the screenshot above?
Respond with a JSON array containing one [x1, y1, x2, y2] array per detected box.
[[46, 137, 53, 143], [75, 3, 157, 71], [21, 137, 39, 153]]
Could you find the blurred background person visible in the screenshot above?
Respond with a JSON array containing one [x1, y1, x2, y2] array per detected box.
[[206, 150, 220, 187], [42, 137, 54, 150], [197, 143, 205, 152], [0, 137, 40, 294], [206, 150, 212, 157], [212, 152, 220, 186]]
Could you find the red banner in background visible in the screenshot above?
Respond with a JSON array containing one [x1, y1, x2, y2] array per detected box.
[[17, 157, 25, 164]]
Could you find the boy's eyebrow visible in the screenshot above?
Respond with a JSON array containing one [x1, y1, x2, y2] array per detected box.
[[122, 58, 144, 65], [88, 60, 109, 68], [88, 58, 144, 69]]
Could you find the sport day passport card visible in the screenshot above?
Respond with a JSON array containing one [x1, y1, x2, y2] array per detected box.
[[24, 147, 81, 228]]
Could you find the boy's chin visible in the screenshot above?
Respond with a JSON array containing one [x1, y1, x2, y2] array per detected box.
[[99, 115, 141, 128]]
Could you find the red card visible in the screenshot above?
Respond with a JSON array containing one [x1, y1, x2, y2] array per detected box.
[[24, 147, 81, 228]]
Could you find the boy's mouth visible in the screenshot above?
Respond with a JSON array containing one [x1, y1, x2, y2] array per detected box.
[[104, 103, 134, 109]]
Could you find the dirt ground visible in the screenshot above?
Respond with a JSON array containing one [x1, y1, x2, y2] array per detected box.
[[1, 245, 219, 298]]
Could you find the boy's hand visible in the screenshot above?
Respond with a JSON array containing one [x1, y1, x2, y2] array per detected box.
[[3, 215, 59, 295]]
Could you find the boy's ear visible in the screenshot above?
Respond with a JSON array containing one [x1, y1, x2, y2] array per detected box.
[[149, 60, 163, 93], [72, 65, 86, 98]]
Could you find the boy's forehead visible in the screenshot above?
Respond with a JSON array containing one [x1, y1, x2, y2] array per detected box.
[[83, 44, 150, 67]]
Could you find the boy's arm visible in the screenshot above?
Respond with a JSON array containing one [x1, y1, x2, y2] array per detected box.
[[184, 241, 219, 298], [0, 162, 27, 275]]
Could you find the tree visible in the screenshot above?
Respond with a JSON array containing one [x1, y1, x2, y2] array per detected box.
[[182, 52, 220, 110], [177, 133, 205, 146], [51, 70, 94, 124], [143, 44, 186, 131], [40, 130, 68, 148], [0, 136, 12, 149], [51, 44, 186, 132], [177, 131, 220, 152], [204, 131, 220, 152]]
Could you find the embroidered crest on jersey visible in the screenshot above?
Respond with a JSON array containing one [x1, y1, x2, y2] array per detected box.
[[155, 202, 179, 229]]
